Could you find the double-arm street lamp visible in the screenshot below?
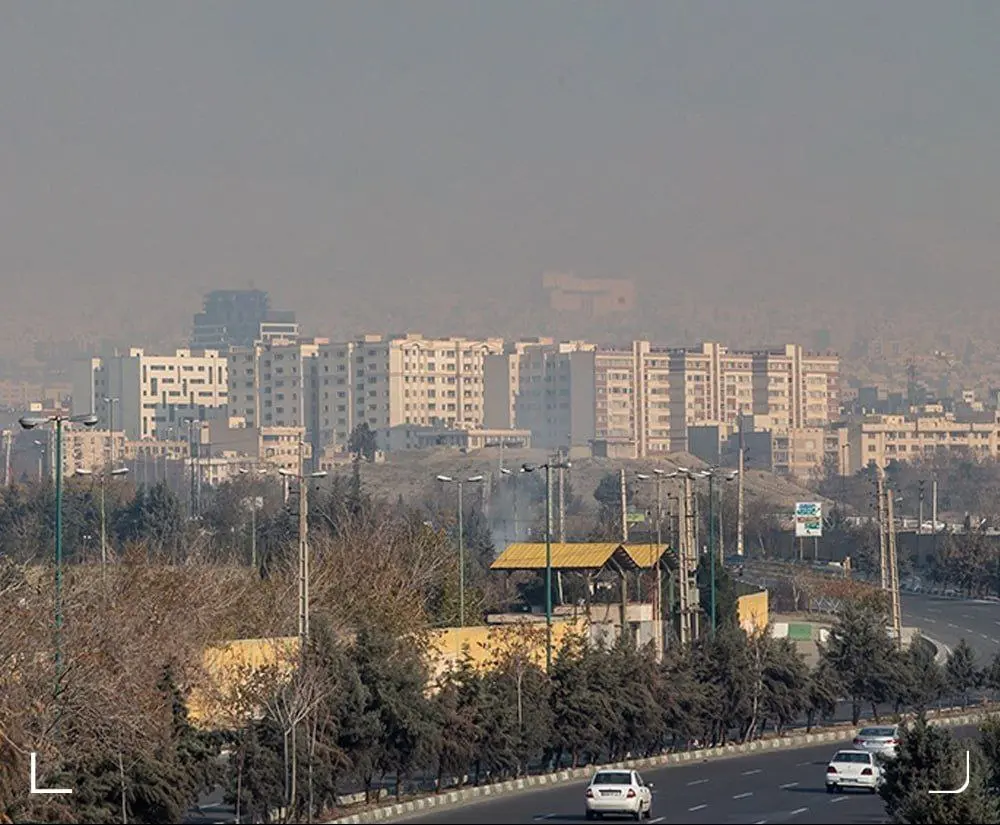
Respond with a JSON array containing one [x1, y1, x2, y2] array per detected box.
[[19, 412, 99, 688], [435, 474, 485, 628], [521, 458, 571, 670], [279, 455, 327, 645], [75, 465, 129, 588], [689, 467, 737, 633]]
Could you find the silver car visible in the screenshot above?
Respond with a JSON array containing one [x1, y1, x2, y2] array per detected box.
[[852, 724, 900, 759]]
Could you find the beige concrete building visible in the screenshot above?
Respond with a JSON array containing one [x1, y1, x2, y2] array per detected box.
[[484, 339, 597, 450], [72, 348, 229, 440], [771, 426, 848, 481], [848, 407, 1000, 471], [486, 339, 841, 457], [227, 338, 326, 431], [60, 428, 130, 475], [313, 333, 504, 452], [376, 424, 532, 453]]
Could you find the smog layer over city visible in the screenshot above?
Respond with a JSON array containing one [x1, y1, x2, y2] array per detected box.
[[3, 3, 1000, 825]]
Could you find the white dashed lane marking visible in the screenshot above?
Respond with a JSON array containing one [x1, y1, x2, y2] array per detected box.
[[686, 778, 709, 786], [830, 795, 849, 803], [790, 808, 808, 816], [733, 791, 754, 799], [689, 803, 707, 811], [780, 781, 799, 789], [742, 768, 763, 776]]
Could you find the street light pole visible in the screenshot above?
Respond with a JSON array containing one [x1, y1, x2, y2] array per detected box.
[[436, 474, 485, 628], [521, 459, 571, 670], [20, 412, 99, 692], [75, 466, 129, 590], [696, 468, 736, 633], [280, 451, 327, 646]]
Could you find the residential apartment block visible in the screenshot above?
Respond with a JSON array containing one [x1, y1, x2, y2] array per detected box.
[[71, 348, 229, 440], [485, 340, 841, 456], [227, 333, 506, 460], [313, 333, 504, 452], [848, 406, 1000, 471]]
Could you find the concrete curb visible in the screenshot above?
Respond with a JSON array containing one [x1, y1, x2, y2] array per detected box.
[[325, 706, 996, 823]]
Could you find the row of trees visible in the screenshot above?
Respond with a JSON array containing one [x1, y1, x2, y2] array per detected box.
[[220, 598, 1000, 823], [881, 716, 1000, 823]]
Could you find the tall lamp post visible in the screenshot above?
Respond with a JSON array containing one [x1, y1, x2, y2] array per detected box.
[[239, 467, 266, 570], [102, 395, 120, 464], [435, 474, 485, 628], [279, 447, 327, 646], [19, 412, 99, 688], [521, 458, 571, 670], [74, 465, 129, 589], [694, 468, 737, 633]]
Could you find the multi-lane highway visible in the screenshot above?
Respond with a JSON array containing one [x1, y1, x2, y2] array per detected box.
[[403, 726, 979, 824], [402, 593, 997, 825], [902, 594, 1000, 658]]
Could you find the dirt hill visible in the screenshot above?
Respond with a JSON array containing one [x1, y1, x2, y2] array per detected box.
[[345, 447, 829, 514]]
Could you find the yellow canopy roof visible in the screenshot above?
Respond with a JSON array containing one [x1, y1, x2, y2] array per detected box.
[[491, 542, 673, 572]]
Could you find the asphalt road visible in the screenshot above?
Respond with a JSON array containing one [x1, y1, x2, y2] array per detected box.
[[901, 594, 1000, 659], [402, 725, 981, 825]]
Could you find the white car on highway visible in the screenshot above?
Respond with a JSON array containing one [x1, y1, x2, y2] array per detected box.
[[853, 724, 900, 759], [584, 769, 654, 820], [826, 749, 882, 794]]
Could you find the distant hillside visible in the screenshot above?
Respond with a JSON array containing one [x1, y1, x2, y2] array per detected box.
[[345, 448, 828, 514]]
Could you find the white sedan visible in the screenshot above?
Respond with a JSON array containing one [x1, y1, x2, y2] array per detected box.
[[584, 769, 654, 820], [826, 749, 881, 794]]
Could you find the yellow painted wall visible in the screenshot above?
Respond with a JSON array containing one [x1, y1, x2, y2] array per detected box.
[[188, 636, 300, 727], [737, 590, 769, 634], [427, 618, 586, 680]]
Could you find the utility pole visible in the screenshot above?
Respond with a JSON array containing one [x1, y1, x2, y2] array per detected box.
[[298, 439, 309, 642], [875, 470, 888, 591], [886, 487, 903, 649], [2, 429, 11, 487], [917, 479, 925, 564], [685, 473, 700, 640], [619, 467, 628, 543], [931, 479, 939, 559], [736, 415, 746, 557], [676, 477, 691, 646], [557, 450, 566, 543]]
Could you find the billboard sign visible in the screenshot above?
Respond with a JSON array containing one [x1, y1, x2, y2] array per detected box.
[[794, 501, 823, 538]]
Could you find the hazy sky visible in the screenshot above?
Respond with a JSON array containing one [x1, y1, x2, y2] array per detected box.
[[2, 1, 999, 351]]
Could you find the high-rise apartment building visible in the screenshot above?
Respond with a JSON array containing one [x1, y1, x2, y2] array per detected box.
[[313, 333, 504, 451], [227, 338, 326, 460], [484, 339, 597, 450], [71, 348, 229, 440], [191, 289, 299, 350], [486, 340, 840, 456]]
